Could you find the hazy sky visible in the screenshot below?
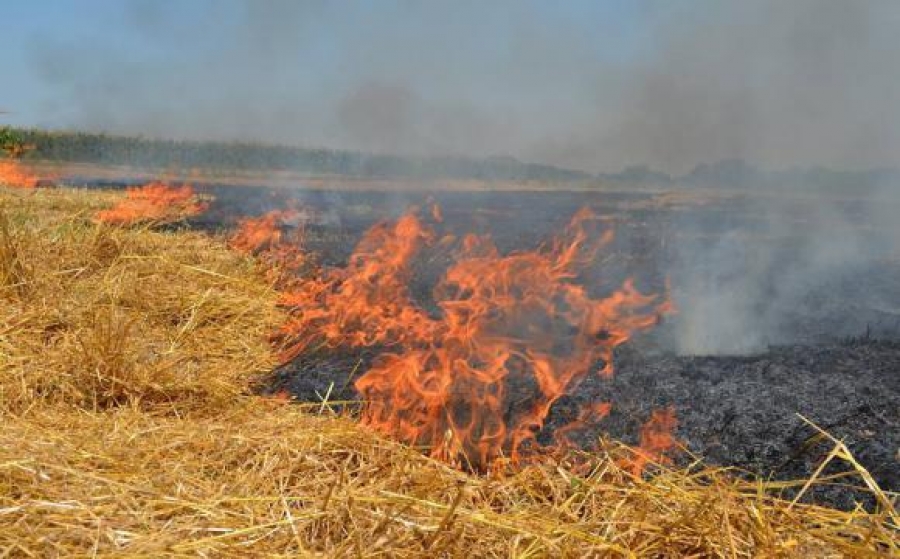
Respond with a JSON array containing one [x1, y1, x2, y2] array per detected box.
[[3, 1, 899, 173]]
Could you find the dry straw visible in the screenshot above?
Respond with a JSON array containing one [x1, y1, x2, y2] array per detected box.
[[0, 186, 896, 557]]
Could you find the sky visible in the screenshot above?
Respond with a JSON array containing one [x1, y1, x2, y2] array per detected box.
[[2, 0, 900, 174]]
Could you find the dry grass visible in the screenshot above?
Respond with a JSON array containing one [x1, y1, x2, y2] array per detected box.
[[4, 404, 896, 558], [0, 187, 278, 413], [0, 186, 896, 557]]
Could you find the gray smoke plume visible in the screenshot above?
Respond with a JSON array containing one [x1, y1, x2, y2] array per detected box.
[[668, 183, 900, 355]]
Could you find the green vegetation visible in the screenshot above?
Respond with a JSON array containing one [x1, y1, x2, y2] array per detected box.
[[0, 127, 30, 158]]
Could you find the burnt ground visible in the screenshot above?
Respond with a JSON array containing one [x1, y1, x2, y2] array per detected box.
[[560, 340, 899, 509], [269, 339, 898, 509], [83, 180, 900, 508]]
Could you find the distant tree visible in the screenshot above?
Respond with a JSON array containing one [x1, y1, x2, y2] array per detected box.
[[0, 127, 31, 158]]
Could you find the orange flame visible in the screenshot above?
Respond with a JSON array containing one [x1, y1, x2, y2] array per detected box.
[[0, 160, 39, 189], [230, 210, 298, 253], [627, 407, 679, 476], [277, 213, 437, 361], [229, 209, 308, 276], [277, 205, 674, 469], [552, 401, 614, 448], [95, 181, 208, 225]]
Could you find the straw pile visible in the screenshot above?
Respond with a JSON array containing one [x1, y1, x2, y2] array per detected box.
[[1, 186, 897, 557]]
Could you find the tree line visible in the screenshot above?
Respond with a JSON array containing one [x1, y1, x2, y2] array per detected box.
[[10, 128, 590, 182]]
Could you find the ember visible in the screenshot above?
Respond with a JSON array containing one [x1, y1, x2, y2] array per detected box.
[[277, 205, 674, 469], [95, 181, 208, 225]]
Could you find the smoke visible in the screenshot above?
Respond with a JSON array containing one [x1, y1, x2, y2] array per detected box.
[[668, 185, 900, 355], [594, 1, 900, 175], [20, 0, 900, 174], [16, 1, 900, 355]]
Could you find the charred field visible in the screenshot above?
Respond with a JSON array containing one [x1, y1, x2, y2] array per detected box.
[[162, 181, 900, 508]]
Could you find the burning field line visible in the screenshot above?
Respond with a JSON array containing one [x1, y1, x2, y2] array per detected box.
[[0, 185, 896, 556], [94, 181, 209, 226]]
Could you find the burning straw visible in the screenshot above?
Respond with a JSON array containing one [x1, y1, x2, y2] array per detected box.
[[274, 205, 676, 470], [0, 159, 40, 189], [94, 181, 208, 225], [0, 187, 896, 556]]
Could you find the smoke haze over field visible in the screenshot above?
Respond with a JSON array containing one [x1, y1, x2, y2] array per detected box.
[[6, 1, 900, 357], [668, 188, 900, 355], [3, 0, 900, 174]]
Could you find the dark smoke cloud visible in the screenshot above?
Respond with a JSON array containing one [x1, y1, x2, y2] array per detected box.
[[26, 0, 900, 173]]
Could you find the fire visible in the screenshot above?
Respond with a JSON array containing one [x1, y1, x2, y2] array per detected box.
[[552, 401, 614, 448], [277, 213, 437, 361], [277, 205, 674, 469], [0, 160, 39, 189], [628, 407, 679, 476], [95, 181, 208, 225], [230, 210, 299, 253], [229, 209, 308, 275]]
